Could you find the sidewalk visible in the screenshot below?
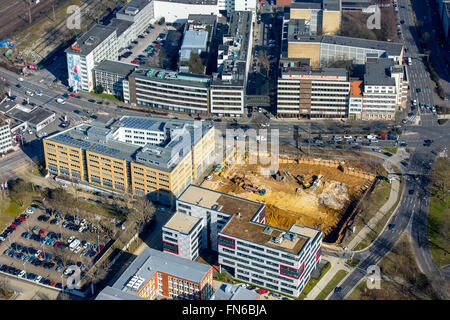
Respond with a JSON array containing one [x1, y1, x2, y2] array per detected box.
[[304, 255, 351, 300], [347, 157, 403, 251]]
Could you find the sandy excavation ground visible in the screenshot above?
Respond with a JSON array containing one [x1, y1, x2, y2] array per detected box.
[[201, 161, 376, 236]]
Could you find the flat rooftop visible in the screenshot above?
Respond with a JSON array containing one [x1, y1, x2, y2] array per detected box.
[[364, 58, 396, 86], [164, 212, 201, 234], [178, 185, 316, 255], [93, 59, 136, 76], [211, 283, 260, 300], [108, 18, 134, 38], [155, 0, 217, 4], [181, 30, 208, 50], [65, 24, 116, 55], [131, 67, 211, 88], [291, 0, 341, 11], [5, 105, 54, 126], [45, 116, 213, 172], [281, 66, 348, 78], [117, 0, 152, 15], [289, 34, 404, 57], [112, 248, 212, 294], [187, 14, 217, 26], [0, 100, 16, 114]]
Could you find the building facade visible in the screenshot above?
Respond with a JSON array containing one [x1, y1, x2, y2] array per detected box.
[[129, 68, 211, 115], [42, 116, 215, 205], [96, 247, 214, 300], [165, 185, 323, 297], [0, 115, 12, 154], [93, 60, 136, 98], [277, 66, 350, 118]]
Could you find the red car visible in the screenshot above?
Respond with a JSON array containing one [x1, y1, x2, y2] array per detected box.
[[54, 241, 60, 247], [69, 93, 75, 98], [378, 133, 387, 139], [97, 244, 104, 252], [49, 281, 55, 287], [155, 44, 161, 47], [10, 224, 18, 229], [257, 289, 268, 294], [131, 60, 139, 64], [39, 229, 46, 236]]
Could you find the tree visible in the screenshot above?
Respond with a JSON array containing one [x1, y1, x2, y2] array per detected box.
[[94, 84, 104, 94], [127, 196, 156, 234], [0, 78, 10, 98]]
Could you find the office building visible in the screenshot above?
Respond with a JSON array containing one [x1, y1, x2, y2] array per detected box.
[[42, 116, 215, 205], [0, 114, 12, 154], [128, 67, 212, 115], [1, 103, 56, 132], [153, 0, 219, 23], [218, 0, 257, 16], [164, 185, 323, 297], [96, 247, 214, 300], [179, 30, 209, 63], [93, 60, 136, 99], [65, 25, 118, 92], [162, 212, 206, 260], [360, 57, 407, 120], [277, 65, 350, 118], [210, 11, 253, 116], [289, 0, 341, 35], [282, 16, 404, 67], [116, 0, 154, 41]]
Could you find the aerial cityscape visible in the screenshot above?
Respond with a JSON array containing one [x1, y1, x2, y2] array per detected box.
[[0, 0, 448, 308]]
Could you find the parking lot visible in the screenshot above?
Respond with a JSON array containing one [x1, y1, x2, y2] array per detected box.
[[119, 23, 168, 66], [0, 201, 110, 292]]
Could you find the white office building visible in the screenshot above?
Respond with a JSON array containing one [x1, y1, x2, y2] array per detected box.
[[0, 115, 12, 154], [167, 185, 323, 297], [218, 0, 257, 16]]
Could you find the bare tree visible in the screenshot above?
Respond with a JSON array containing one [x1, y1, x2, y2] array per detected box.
[[258, 50, 269, 78], [127, 196, 156, 233]]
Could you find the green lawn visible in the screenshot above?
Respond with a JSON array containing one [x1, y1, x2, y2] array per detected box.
[[90, 91, 121, 102], [381, 147, 398, 154], [315, 270, 349, 300], [344, 179, 391, 246], [353, 178, 403, 251], [297, 262, 331, 300], [428, 196, 450, 267], [0, 199, 27, 228]]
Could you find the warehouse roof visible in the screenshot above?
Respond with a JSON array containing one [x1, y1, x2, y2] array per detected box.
[[181, 30, 208, 50], [5, 105, 54, 126]]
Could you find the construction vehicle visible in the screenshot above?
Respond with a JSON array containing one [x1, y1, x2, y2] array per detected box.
[[245, 155, 249, 163], [295, 175, 311, 189], [242, 184, 266, 195], [310, 175, 323, 190], [232, 176, 244, 185]]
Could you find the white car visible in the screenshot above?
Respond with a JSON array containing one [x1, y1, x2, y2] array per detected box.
[[68, 236, 75, 244], [19, 270, 26, 278], [74, 246, 82, 253], [35, 90, 42, 96], [205, 175, 213, 181], [35, 275, 42, 283], [56, 98, 65, 104], [28, 130, 32, 135], [26, 207, 35, 214], [344, 135, 352, 140], [35, 250, 41, 258], [366, 134, 376, 140], [17, 77, 24, 82], [78, 227, 85, 233], [26, 90, 33, 96], [80, 219, 86, 226]]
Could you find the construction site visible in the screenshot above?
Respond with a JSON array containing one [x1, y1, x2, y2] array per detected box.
[[201, 152, 381, 243]]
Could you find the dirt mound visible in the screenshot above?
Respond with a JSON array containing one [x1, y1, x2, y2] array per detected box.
[[318, 182, 349, 211]]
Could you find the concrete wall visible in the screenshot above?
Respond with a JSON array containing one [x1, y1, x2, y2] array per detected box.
[[288, 42, 321, 67]]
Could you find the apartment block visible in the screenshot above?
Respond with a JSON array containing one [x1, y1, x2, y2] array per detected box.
[[277, 65, 350, 118], [42, 116, 215, 205], [165, 185, 322, 297], [96, 247, 214, 300], [129, 67, 212, 115], [0, 115, 12, 154]]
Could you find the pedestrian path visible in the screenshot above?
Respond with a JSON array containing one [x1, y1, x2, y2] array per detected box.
[[304, 255, 351, 300]]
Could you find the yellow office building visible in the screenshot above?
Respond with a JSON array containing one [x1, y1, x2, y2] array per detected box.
[[43, 116, 215, 205]]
